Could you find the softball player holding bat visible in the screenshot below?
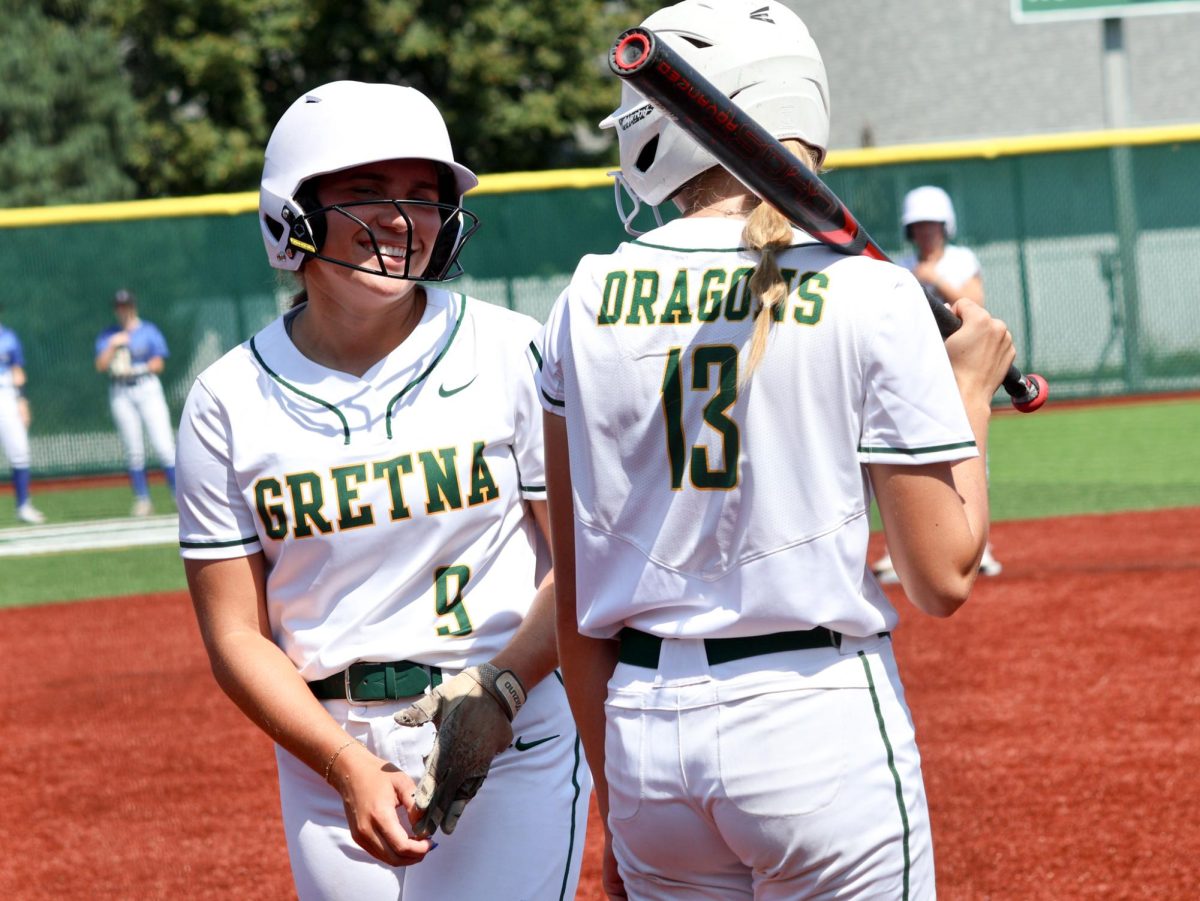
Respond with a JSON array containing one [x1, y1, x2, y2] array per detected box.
[[0, 309, 45, 524], [176, 81, 588, 901], [94, 289, 176, 516], [539, 2, 1014, 898], [874, 185, 1001, 582]]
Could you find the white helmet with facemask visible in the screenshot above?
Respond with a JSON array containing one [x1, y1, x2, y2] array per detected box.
[[259, 81, 480, 281], [602, 0, 830, 234]]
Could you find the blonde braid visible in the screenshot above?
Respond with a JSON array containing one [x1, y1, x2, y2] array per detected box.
[[741, 140, 819, 381]]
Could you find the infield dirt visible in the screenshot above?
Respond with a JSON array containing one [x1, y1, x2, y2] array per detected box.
[[1, 507, 1196, 900]]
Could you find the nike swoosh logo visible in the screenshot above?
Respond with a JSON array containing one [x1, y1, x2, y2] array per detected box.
[[514, 734, 560, 752], [438, 375, 477, 398]]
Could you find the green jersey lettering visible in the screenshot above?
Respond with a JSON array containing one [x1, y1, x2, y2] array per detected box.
[[254, 477, 289, 539], [287, 472, 332, 538], [420, 448, 462, 514]]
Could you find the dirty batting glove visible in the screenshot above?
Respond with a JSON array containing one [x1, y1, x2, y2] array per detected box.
[[394, 663, 526, 837]]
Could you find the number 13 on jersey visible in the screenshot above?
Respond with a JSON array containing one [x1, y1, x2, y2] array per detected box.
[[661, 344, 740, 491]]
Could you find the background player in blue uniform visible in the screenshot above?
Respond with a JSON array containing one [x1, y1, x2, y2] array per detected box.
[[0, 308, 45, 524], [94, 289, 177, 517]]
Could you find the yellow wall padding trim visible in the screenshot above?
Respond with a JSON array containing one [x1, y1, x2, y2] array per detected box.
[[2, 123, 1198, 229], [822, 123, 1200, 168]]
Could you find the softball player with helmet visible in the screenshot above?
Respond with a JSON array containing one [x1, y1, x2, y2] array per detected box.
[[874, 185, 1001, 582], [176, 81, 589, 901], [0, 311, 45, 524], [94, 289, 176, 516], [538, 2, 1014, 898]]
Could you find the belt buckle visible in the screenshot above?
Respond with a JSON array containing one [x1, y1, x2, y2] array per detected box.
[[343, 663, 379, 703]]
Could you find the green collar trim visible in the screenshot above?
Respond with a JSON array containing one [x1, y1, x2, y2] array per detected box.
[[385, 293, 468, 438], [250, 336, 351, 445], [628, 239, 818, 253]]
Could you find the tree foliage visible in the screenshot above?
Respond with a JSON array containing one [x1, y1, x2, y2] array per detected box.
[[0, 0, 139, 206], [0, 0, 661, 205]]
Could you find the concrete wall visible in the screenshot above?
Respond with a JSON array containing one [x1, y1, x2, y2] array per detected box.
[[783, 0, 1200, 150]]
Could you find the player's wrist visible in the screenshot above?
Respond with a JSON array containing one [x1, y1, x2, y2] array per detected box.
[[471, 663, 526, 721], [323, 738, 371, 788]]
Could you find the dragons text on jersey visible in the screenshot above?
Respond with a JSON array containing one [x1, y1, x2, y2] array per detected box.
[[596, 265, 827, 326]]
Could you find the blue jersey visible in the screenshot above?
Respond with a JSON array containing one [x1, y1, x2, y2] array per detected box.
[[95, 320, 170, 365], [0, 326, 25, 389]]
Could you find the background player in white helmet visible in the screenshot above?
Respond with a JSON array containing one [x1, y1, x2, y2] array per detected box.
[[0, 306, 46, 524], [873, 185, 1002, 582], [94, 289, 176, 516], [538, 2, 1014, 898], [176, 80, 589, 900]]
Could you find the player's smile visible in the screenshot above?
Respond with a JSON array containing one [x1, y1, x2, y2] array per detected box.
[[313, 159, 441, 287]]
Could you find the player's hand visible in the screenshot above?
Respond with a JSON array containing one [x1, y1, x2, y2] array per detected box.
[[393, 664, 525, 836], [602, 831, 627, 899], [328, 742, 435, 867], [913, 260, 939, 285], [944, 297, 1014, 409]]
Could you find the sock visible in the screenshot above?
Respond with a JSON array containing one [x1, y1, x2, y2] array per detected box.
[[13, 468, 31, 508], [130, 468, 150, 498], [164, 466, 177, 495]]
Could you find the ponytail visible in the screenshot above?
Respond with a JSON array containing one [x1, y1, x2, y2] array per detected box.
[[741, 140, 819, 381]]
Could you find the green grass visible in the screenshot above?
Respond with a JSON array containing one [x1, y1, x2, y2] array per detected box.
[[0, 544, 186, 608], [0, 482, 184, 608], [0, 482, 176, 527], [1, 397, 1197, 608], [987, 397, 1200, 520]]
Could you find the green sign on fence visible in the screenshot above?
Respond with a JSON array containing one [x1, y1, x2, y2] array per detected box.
[[1013, 0, 1200, 22]]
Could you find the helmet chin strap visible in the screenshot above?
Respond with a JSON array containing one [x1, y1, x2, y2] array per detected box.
[[610, 171, 665, 237]]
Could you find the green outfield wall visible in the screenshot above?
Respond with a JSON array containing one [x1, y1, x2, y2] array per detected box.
[[1, 125, 1198, 478]]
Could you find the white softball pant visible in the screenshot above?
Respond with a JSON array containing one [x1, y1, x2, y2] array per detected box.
[[108, 376, 175, 469], [276, 671, 591, 901], [0, 387, 30, 469], [605, 633, 935, 901]]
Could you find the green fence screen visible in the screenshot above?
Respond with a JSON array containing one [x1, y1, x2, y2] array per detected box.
[[2, 132, 1198, 478]]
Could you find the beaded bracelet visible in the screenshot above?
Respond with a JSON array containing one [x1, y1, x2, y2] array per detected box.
[[323, 738, 359, 783]]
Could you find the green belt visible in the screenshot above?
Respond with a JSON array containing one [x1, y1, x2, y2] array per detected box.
[[618, 626, 850, 668], [309, 661, 444, 703]]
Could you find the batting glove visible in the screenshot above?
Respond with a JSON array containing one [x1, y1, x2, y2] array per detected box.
[[394, 663, 525, 837]]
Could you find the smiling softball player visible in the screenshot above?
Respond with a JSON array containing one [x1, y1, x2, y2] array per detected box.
[[176, 81, 588, 900]]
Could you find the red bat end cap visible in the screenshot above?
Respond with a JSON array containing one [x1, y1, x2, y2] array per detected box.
[[1011, 373, 1049, 413], [614, 32, 651, 71]]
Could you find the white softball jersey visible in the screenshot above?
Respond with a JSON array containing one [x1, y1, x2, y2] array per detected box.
[[898, 243, 982, 291], [537, 217, 977, 641], [177, 288, 548, 678]]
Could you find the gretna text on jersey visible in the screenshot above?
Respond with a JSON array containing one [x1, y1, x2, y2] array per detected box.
[[597, 266, 828, 327], [253, 441, 499, 540]]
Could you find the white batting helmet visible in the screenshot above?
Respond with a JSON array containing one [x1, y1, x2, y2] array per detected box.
[[603, 0, 829, 212], [901, 185, 957, 240], [259, 81, 480, 281]]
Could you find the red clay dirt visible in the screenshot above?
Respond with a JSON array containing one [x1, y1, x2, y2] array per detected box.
[[2, 507, 1197, 900]]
